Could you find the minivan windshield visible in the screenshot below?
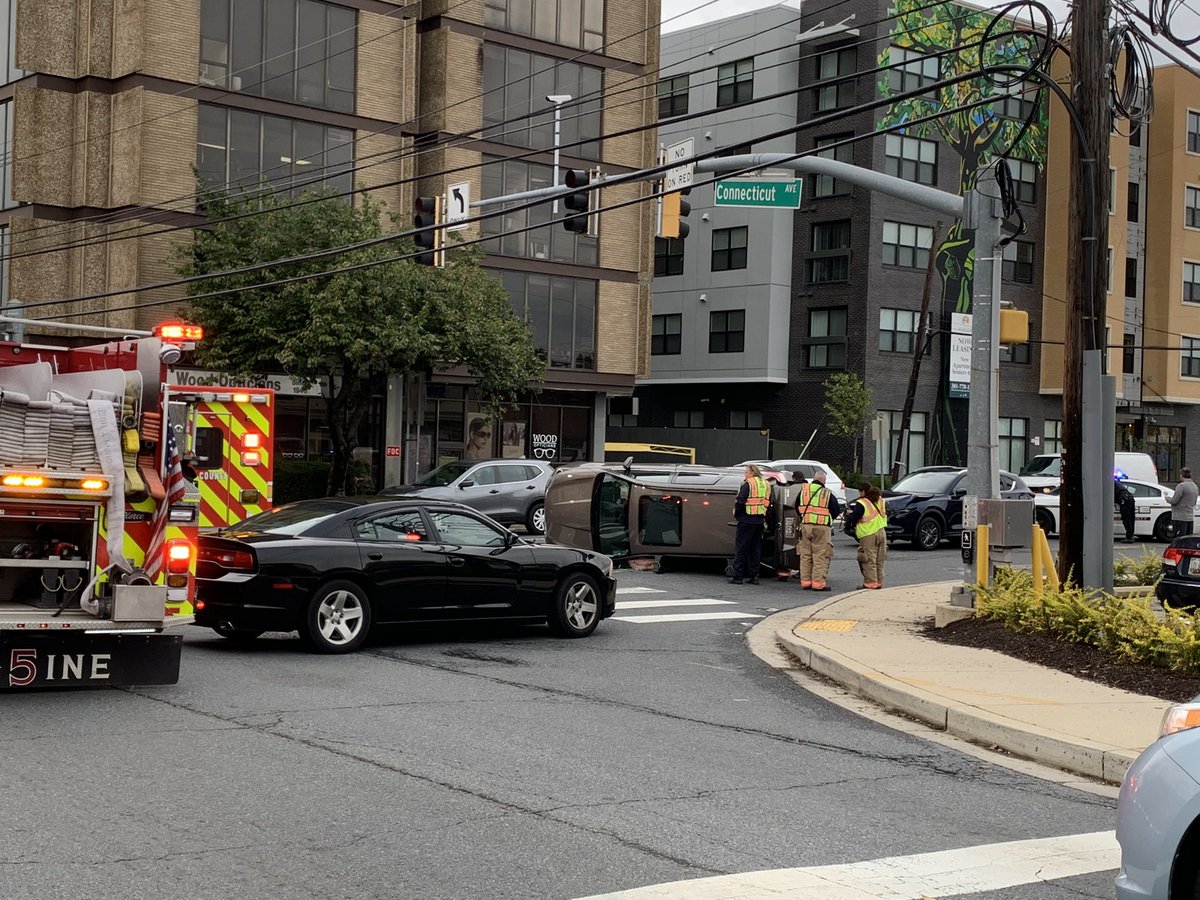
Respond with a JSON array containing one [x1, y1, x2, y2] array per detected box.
[[416, 461, 474, 487], [1021, 456, 1061, 477], [891, 470, 962, 495]]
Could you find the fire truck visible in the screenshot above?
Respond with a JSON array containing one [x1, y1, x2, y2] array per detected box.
[[0, 324, 200, 690]]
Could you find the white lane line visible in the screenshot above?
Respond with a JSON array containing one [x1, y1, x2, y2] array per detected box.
[[617, 598, 736, 609], [613, 611, 766, 624], [617, 586, 668, 595], [575, 830, 1119, 899]]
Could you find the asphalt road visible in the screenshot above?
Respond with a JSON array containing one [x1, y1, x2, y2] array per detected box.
[[3, 561, 1125, 899]]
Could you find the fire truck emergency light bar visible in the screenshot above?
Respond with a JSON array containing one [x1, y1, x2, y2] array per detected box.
[[0, 474, 110, 496], [153, 323, 204, 341]]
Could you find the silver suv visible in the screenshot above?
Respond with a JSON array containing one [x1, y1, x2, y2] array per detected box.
[[384, 459, 554, 534]]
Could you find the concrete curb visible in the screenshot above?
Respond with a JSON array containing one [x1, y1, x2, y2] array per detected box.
[[774, 595, 1138, 784]]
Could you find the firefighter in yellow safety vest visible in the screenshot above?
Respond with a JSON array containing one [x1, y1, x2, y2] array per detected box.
[[730, 465, 771, 584], [844, 482, 888, 589], [796, 470, 843, 591]]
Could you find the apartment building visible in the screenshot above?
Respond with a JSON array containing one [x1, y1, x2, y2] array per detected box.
[[0, 0, 660, 481]]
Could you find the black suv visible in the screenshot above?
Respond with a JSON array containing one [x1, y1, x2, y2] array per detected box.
[[883, 466, 1035, 550]]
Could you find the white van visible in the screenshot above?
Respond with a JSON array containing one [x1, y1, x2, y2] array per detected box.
[[1020, 452, 1159, 493]]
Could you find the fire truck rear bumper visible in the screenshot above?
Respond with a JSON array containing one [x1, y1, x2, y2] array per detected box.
[[0, 631, 182, 690]]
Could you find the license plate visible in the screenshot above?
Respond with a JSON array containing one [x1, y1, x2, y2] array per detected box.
[[1189, 557, 1200, 576]]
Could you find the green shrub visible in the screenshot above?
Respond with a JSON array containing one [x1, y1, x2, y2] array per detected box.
[[977, 567, 1200, 673], [274, 460, 332, 504]]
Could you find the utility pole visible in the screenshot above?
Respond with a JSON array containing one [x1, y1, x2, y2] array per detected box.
[[892, 223, 941, 485], [1060, 0, 1112, 587]]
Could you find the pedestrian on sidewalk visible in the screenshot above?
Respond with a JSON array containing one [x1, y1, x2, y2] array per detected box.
[[844, 482, 888, 589], [1169, 467, 1198, 538], [1114, 477, 1136, 543], [730, 464, 771, 585], [797, 470, 841, 591]]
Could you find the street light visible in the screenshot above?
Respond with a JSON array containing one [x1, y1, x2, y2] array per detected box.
[[547, 93, 573, 214]]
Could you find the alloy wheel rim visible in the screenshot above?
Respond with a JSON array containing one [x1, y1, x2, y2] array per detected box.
[[921, 521, 939, 547], [564, 582, 598, 630], [532, 506, 546, 533], [318, 590, 364, 645]]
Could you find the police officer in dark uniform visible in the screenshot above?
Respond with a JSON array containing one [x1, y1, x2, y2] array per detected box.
[[730, 465, 771, 584], [1115, 477, 1136, 543]]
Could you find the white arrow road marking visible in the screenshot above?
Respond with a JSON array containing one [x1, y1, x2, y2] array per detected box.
[[614, 611, 766, 624], [576, 831, 1118, 899], [617, 586, 668, 595], [617, 598, 736, 609]]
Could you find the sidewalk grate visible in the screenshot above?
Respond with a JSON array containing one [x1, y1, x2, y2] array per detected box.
[[796, 619, 858, 633]]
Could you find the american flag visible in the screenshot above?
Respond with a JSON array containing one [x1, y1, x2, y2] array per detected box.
[[145, 428, 187, 581]]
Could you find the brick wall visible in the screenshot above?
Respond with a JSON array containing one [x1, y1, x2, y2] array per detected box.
[[356, 11, 417, 124]]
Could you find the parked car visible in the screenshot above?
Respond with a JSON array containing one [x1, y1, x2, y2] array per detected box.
[[884, 466, 1034, 550], [739, 459, 847, 503], [1155, 535, 1200, 607], [1020, 451, 1159, 494], [194, 498, 616, 653], [1035, 478, 1198, 542], [1116, 694, 1200, 899], [384, 459, 554, 534]]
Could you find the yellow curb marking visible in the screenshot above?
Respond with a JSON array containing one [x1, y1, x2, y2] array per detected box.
[[795, 619, 858, 633]]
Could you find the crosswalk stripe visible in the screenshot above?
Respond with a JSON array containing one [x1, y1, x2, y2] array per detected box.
[[614, 611, 766, 624], [617, 598, 736, 609], [616, 586, 668, 595], [576, 830, 1118, 899]]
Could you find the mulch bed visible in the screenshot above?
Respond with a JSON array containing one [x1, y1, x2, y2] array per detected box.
[[922, 616, 1200, 703]]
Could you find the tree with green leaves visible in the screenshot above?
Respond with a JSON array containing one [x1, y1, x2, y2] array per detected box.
[[877, 1, 1048, 314], [179, 186, 543, 495], [823, 372, 874, 473]]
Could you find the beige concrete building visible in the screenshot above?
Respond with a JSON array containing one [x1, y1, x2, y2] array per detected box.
[[0, 0, 661, 478]]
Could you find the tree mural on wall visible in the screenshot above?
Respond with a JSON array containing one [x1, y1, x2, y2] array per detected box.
[[876, 1, 1050, 462]]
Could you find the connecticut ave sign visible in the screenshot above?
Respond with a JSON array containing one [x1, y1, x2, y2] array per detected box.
[[713, 179, 802, 209]]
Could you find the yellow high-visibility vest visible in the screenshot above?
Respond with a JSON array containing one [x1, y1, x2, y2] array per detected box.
[[744, 476, 770, 516], [799, 482, 832, 526], [856, 497, 888, 537]]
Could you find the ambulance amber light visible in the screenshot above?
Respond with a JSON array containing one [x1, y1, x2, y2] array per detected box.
[[81, 479, 107, 491], [233, 393, 250, 403], [19, 476, 44, 488], [2, 475, 23, 486], [155, 323, 204, 341]]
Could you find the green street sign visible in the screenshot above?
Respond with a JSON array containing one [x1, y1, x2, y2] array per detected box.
[[713, 179, 802, 209]]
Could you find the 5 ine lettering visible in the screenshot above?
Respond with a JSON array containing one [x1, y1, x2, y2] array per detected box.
[[7, 649, 111, 687]]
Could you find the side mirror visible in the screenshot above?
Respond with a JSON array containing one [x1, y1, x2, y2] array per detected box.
[[459, 481, 475, 489], [952, 489, 967, 498]]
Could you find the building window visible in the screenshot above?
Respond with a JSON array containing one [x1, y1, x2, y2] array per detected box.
[[1043, 419, 1062, 454], [999, 417, 1027, 472], [483, 0, 603, 50], [711, 227, 748, 272], [729, 410, 763, 429], [887, 46, 938, 94], [1002, 240, 1034, 284], [807, 307, 847, 369], [1128, 182, 1140, 222], [673, 410, 704, 427], [879, 308, 925, 354], [482, 45, 602, 159], [608, 412, 637, 427], [716, 58, 753, 107], [657, 75, 688, 119], [196, 103, 353, 197], [1130, 121, 1142, 147], [812, 135, 852, 198], [0, 99, 14, 209], [1, 0, 23, 85], [1183, 336, 1200, 378], [651, 313, 681, 355], [708, 310, 745, 353], [497, 270, 596, 370], [199, 0, 356, 112], [815, 47, 855, 111], [717, 142, 752, 158], [1186, 262, 1200, 304], [882, 221, 933, 269], [884, 134, 937, 184], [809, 220, 850, 283], [482, 157, 597, 265], [875, 410, 926, 475], [1008, 158, 1037, 203], [1187, 186, 1200, 229], [1123, 333, 1136, 374], [1000, 342, 1030, 364], [1125, 257, 1138, 298], [1189, 110, 1200, 154], [1145, 425, 1185, 483], [999, 80, 1037, 120], [654, 237, 684, 276]]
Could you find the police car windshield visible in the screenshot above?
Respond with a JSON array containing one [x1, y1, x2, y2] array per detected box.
[[234, 500, 357, 535], [892, 470, 961, 495], [416, 461, 474, 487]]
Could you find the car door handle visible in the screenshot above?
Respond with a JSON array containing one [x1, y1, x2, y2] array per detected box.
[[489, 489, 500, 494], [367, 552, 383, 561], [447, 556, 465, 567], [526, 485, 535, 490]]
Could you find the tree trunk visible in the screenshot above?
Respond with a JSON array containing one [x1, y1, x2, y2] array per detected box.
[[325, 369, 369, 497]]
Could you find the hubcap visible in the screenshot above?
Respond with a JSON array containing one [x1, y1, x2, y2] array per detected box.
[[564, 582, 598, 630], [532, 506, 546, 534], [318, 590, 365, 645]]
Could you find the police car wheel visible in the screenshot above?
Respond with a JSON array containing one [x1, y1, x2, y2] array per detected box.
[[301, 580, 372, 654], [1154, 514, 1174, 544], [549, 573, 601, 638]]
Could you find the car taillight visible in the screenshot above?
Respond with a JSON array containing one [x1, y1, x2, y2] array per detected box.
[[1161, 703, 1200, 737], [1165, 546, 1184, 565], [198, 545, 255, 571]]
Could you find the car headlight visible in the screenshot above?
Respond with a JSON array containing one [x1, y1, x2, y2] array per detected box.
[[1160, 702, 1200, 737]]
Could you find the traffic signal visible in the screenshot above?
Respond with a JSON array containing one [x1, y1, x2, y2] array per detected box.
[[659, 186, 691, 239], [413, 195, 444, 267], [563, 169, 595, 235]]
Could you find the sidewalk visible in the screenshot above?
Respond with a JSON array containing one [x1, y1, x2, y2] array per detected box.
[[770, 581, 1171, 783]]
